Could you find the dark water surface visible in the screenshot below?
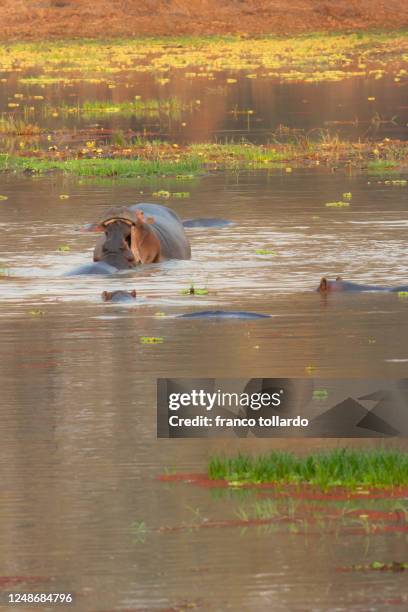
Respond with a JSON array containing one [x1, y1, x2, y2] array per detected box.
[[0, 167, 408, 610]]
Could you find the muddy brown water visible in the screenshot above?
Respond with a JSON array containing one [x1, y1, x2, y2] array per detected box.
[[0, 166, 408, 610]]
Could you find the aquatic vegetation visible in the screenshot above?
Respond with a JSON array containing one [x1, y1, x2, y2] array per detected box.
[[367, 160, 398, 173], [346, 561, 408, 572], [152, 190, 190, 199], [190, 142, 288, 167], [140, 337, 164, 344], [208, 449, 408, 488], [29, 309, 44, 316], [325, 201, 350, 208], [3, 32, 408, 86], [0, 154, 202, 178], [130, 521, 148, 542], [342, 192, 352, 199], [0, 115, 41, 135], [153, 190, 171, 198], [255, 249, 276, 256], [383, 179, 407, 186], [181, 285, 208, 295], [0, 135, 407, 178], [0, 194, 8, 200], [57, 245, 70, 252], [44, 97, 189, 120], [313, 389, 329, 400]]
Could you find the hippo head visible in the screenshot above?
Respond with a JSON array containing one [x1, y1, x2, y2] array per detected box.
[[99, 219, 136, 269], [318, 276, 343, 292], [102, 289, 137, 302]]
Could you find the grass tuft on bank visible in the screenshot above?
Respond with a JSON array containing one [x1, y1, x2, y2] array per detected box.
[[208, 449, 408, 489], [0, 154, 202, 177]]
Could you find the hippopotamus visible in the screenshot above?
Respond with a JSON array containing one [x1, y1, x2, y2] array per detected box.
[[177, 310, 271, 319], [82, 217, 232, 232], [69, 203, 191, 275], [318, 277, 408, 292], [102, 289, 137, 302]]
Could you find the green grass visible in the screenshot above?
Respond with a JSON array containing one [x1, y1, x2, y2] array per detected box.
[[208, 449, 408, 489], [0, 154, 202, 178], [45, 97, 187, 120], [367, 160, 398, 174], [191, 142, 289, 166]]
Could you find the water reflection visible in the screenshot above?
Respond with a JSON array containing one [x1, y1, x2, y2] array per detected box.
[[1, 69, 408, 143]]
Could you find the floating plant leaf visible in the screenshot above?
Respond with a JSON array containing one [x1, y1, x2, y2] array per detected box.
[[255, 249, 277, 256], [181, 286, 208, 295], [140, 336, 164, 344], [313, 389, 328, 400], [325, 201, 350, 208]]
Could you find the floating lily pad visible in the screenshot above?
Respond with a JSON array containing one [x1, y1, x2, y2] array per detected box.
[[140, 336, 164, 344], [0, 195, 8, 200], [57, 245, 70, 252], [30, 309, 44, 317], [325, 201, 350, 208], [384, 180, 407, 186], [305, 365, 316, 375], [313, 389, 328, 400], [181, 286, 208, 295], [59, 194, 70, 199], [255, 249, 277, 256], [342, 192, 352, 199]]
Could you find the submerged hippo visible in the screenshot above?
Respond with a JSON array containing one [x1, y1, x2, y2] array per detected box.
[[102, 289, 137, 302], [178, 310, 271, 319], [318, 277, 408, 292], [182, 218, 232, 228], [70, 203, 191, 275]]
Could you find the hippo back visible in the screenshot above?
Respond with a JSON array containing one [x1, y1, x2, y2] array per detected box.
[[129, 203, 191, 260]]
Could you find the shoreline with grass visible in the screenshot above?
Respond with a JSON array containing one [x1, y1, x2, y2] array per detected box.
[[158, 448, 408, 497], [206, 449, 408, 489], [0, 138, 406, 178]]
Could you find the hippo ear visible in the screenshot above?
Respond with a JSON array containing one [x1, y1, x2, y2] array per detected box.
[[101, 291, 110, 301], [130, 289, 137, 298], [319, 277, 328, 291], [135, 210, 145, 221], [146, 216, 155, 224], [335, 276, 342, 281]]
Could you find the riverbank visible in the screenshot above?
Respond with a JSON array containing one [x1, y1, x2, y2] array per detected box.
[[2, 1, 408, 40], [0, 138, 406, 177]]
